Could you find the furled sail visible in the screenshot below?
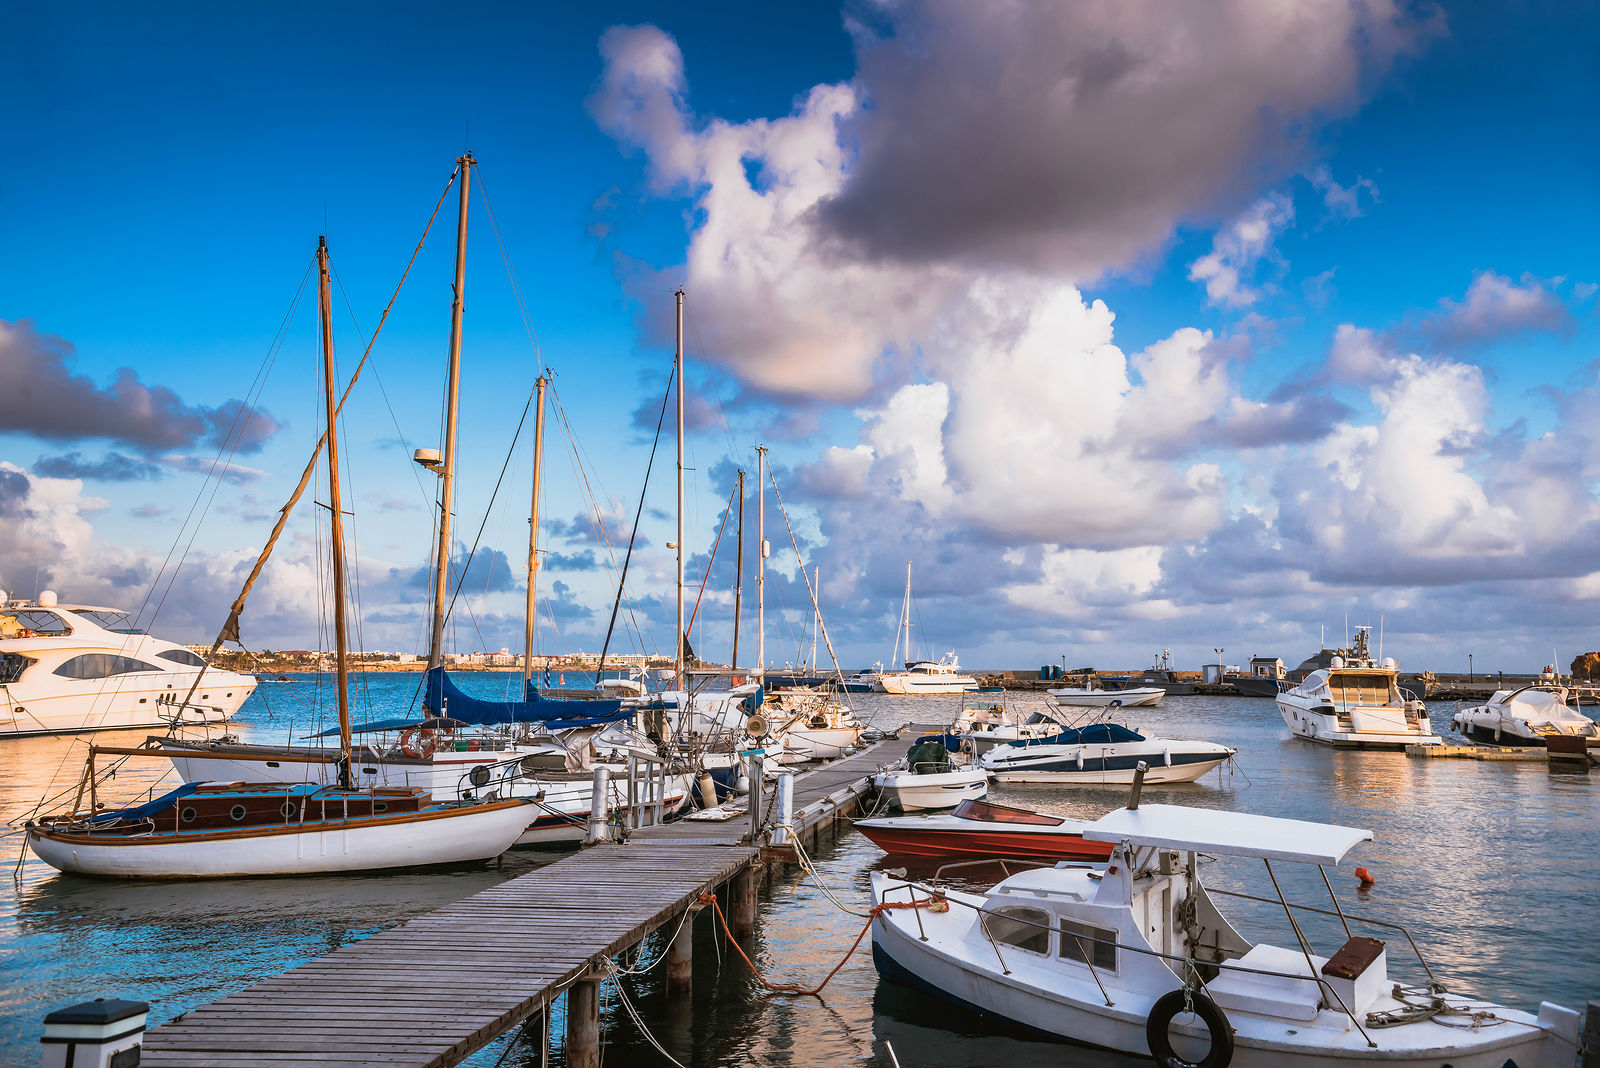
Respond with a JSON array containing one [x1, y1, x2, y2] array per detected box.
[[422, 667, 630, 729]]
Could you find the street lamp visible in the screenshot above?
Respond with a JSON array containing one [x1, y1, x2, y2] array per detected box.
[[1468, 652, 1473, 683]]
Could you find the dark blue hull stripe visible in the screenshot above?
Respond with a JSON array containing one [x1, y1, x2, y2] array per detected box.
[[987, 751, 1222, 774]]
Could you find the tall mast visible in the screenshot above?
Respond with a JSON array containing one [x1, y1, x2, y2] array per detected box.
[[756, 445, 767, 680], [898, 561, 912, 666], [428, 152, 473, 671], [316, 237, 353, 789], [522, 375, 548, 686], [811, 566, 819, 669], [731, 467, 744, 669], [674, 289, 686, 684]]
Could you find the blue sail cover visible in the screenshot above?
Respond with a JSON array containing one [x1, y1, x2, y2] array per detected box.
[[423, 667, 631, 729], [1016, 723, 1145, 748]]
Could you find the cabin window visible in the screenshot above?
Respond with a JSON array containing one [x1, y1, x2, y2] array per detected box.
[[0, 652, 34, 684], [982, 906, 1052, 955], [0, 609, 71, 637], [157, 648, 207, 667], [53, 654, 163, 679], [1059, 918, 1118, 971], [229, 805, 247, 822], [180, 807, 198, 823]]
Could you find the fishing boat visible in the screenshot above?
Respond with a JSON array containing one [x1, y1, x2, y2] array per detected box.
[[871, 783, 1582, 1066], [1449, 681, 1599, 747], [980, 718, 1234, 784], [1276, 628, 1441, 748], [1105, 650, 1195, 696], [1048, 675, 1164, 707], [856, 798, 1111, 860], [25, 227, 539, 877], [0, 593, 255, 737], [870, 737, 987, 811]]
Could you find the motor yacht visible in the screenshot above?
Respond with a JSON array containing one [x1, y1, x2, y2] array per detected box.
[[1449, 680, 1599, 747], [879, 654, 980, 695], [1276, 629, 1440, 748], [981, 719, 1234, 784], [871, 794, 1581, 1066], [1047, 674, 1164, 707], [0, 591, 255, 737]]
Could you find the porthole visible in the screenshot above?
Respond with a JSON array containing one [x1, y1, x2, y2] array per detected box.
[[229, 804, 247, 822], [361, 767, 377, 775], [180, 807, 198, 823], [227, 692, 234, 698], [202, 694, 209, 700], [138, 698, 147, 704], [373, 802, 388, 813], [280, 801, 297, 818], [266, 761, 280, 768]]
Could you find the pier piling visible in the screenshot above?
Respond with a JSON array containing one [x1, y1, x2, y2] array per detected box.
[[564, 980, 600, 1068], [730, 866, 757, 936], [666, 909, 696, 992]]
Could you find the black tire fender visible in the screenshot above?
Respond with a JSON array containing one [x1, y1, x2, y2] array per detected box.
[[1146, 988, 1233, 1068]]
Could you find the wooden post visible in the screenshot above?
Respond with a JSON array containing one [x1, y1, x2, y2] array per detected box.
[[730, 864, 757, 936], [666, 909, 695, 992], [565, 980, 600, 1068]]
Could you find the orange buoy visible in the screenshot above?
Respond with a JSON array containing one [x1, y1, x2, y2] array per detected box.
[[1354, 866, 1375, 888]]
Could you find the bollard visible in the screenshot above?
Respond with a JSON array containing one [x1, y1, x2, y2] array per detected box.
[[565, 980, 600, 1068], [1126, 761, 1148, 811], [770, 771, 794, 847], [666, 909, 695, 993], [41, 998, 147, 1068], [584, 766, 611, 846]]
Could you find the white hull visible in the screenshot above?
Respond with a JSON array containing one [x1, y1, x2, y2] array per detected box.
[[27, 801, 537, 878], [778, 725, 862, 758], [872, 768, 988, 811], [982, 737, 1234, 784], [870, 888, 1555, 1061], [0, 671, 253, 738], [1276, 697, 1441, 748], [879, 676, 978, 695], [1046, 687, 1163, 707]]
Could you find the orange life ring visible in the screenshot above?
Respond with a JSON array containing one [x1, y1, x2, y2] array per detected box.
[[399, 725, 439, 759]]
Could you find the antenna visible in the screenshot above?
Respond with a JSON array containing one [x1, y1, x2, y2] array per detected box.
[[1379, 614, 1383, 664]]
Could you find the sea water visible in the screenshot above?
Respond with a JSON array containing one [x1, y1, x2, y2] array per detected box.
[[1, 677, 1596, 1066]]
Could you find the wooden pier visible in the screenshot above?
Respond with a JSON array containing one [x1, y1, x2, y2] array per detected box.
[[138, 730, 916, 1067]]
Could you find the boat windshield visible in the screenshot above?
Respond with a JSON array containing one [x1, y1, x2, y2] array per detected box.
[[0, 609, 72, 637], [1326, 673, 1398, 705], [73, 609, 145, 634]]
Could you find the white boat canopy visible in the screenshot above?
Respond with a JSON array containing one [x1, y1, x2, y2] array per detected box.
[[1085, 803, 1372, 865]]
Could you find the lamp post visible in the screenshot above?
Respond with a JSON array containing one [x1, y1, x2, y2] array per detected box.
[[1468, 652, 1473, 683]]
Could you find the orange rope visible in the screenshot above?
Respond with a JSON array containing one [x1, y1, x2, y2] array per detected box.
[[697, 890, 941, 997]]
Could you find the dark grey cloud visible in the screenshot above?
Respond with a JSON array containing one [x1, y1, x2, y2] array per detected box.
[[0, 467, 29, 517], [403, 545, 516, 595], [1412, 271, 1575, 350], [34, 451, 162, 481], [0, 319, 281, 454], [813, 2, 1435, 276], [546, 549, 600, 572]]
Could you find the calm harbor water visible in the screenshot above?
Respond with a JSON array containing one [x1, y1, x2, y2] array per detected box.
[[2, 675, 1597, 1066]]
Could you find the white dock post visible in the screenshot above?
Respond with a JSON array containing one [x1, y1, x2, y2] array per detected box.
[[41, 998, 146, 1068], [770, 771, 794, 847], [584, 766, 611, 846], [746, 751, 765, 843], [627, 754, 638, 829]]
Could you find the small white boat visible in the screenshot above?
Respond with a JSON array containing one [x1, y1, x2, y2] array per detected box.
[[1450, 683, 1599, 747], [879, 655, 980, 695], [1277, 630, 1440, 748], [872, 738, 987, 811], [0, 592, 256, 738], [981, 721, 1234, 784], [949, 701, 1061, 755], [766, 689, 865, 758], [1047, 678, 1164, 707], [26, 780, 536, 878], [871, 795, 1581, 1066]]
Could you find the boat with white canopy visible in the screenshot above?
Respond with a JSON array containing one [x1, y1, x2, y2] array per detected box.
[[871, 771, 1582, 1066]]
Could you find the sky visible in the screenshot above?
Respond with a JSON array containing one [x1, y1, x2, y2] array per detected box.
[[2, 1, 1598, 675]]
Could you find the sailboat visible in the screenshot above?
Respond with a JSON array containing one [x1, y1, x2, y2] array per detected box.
[[877, 563, 979, 696], [24, 231, 537, 878]]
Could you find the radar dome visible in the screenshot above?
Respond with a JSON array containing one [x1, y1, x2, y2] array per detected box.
[[1329, 655, 1345, 669], [1381, 657, 1397, 669], [38, 590, 58, 607]]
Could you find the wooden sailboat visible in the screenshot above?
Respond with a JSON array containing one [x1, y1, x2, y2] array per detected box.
[[24, 234, 537, 878]]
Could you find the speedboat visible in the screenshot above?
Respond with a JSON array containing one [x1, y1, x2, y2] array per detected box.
[[1450, 682, 1599, 747], [0, 591, 256, 737], [871, 737, 987, 812], [1047, 676, 1163, 707], [981, 721, 1234, 784], [879, 654, 980, 695], [856, 798, 1112, 861], [871, 794, 1582, 1066], [1276, 629, 1440, 748], [949, 697, 1063, 755]]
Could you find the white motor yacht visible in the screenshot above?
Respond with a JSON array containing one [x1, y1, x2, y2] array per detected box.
[[1276, 630, 1440, 748], [1048, 676, 1164, 707], [871, 795, 1581, 1066], [0, 591, 255, 738], [1450, 681, 1599, 747], [879, 654, 980, 695]]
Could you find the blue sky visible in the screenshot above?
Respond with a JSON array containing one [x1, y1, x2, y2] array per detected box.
[[3, 2, 1598, 675]]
